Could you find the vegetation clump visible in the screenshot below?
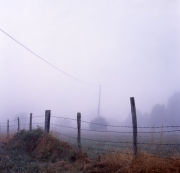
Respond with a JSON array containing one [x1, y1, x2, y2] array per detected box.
[[0, 128, 77, 172], [7, 127, 44, 152], [89, 116, 108, 131]]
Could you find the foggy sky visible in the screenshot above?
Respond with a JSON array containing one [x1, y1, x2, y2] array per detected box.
[[0, 0, 180, 125]]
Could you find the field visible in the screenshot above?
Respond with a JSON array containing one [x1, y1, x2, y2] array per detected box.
[[0, 124, 180, 172], [51, 124, 180, 159]]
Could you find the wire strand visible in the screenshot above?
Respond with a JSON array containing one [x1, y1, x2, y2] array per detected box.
[[50, 123, 180, 133], [56, 132, 180, 146], [51, 116, 180, 129], [0, 29, 99, 87]]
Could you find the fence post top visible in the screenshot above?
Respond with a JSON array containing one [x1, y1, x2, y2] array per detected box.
[[45, 110, 51, 117], [77, 112, 81, 118], [45, 110, 51, 112], [130, 97, 135, 107]]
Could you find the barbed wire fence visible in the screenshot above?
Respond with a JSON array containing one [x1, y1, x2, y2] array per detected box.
[[0, 98, 180, 160]]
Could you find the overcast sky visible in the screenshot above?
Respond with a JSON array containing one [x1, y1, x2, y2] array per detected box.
[[0, 0, 180, 124]]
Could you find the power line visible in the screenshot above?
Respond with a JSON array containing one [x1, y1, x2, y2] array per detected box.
[[0, 29, 99, 87]]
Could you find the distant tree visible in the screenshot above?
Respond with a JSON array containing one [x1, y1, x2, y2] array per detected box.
[[166, 91, 180, 125], [89, 116, 108, 130], [149, 104, 166, 126], [123, 109, 149, 127]]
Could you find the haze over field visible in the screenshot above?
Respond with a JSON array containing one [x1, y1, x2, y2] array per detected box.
[[0, 1, 180, 126]]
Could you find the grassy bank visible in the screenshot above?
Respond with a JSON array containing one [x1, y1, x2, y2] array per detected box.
[[0, 128, 180, 173]]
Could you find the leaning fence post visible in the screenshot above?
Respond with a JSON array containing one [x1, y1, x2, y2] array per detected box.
[[17, 117, 20, 132], [29, 113, 32, 131], [77, 112, 81, 156], [130, 97, 138, 157], [7, 119, 9, 138], [44, 110, 51, 134]]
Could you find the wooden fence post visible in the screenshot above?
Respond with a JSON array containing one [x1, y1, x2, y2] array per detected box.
[[29, 113, 32, 131], [7, 119, 9, 138], [17, 117, 20, 132], [130, 97, 138, 157], [44, 110, 51, 134], [77, 112, 81, 156]]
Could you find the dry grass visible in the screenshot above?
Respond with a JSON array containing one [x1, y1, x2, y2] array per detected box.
[[39, 149, 180, 173], [33, 133, 76, 162], [81, 150, 180, 173], [0, 129, 180, 173], [0, 133, 6, 143]]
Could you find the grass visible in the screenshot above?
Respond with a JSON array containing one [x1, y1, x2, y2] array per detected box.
[[0, 128, 180, 172], [82, 151, 180, 173]]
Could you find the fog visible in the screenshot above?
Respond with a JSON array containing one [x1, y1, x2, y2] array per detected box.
[[0, 1, 180, 128]]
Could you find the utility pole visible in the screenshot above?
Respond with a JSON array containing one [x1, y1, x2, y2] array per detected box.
[[97, 85, 101, 117]]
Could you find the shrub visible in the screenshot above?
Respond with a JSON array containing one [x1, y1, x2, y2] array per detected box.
[[89, 116, 108, 131]]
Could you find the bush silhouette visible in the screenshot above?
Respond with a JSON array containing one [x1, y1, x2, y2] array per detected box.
[[89, 116, 108, 131]]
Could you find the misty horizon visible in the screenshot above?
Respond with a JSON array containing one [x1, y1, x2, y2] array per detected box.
[[0, 1, 180, 127]]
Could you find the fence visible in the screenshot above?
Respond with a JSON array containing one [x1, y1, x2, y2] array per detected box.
[[0, 97, 180, 159]]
